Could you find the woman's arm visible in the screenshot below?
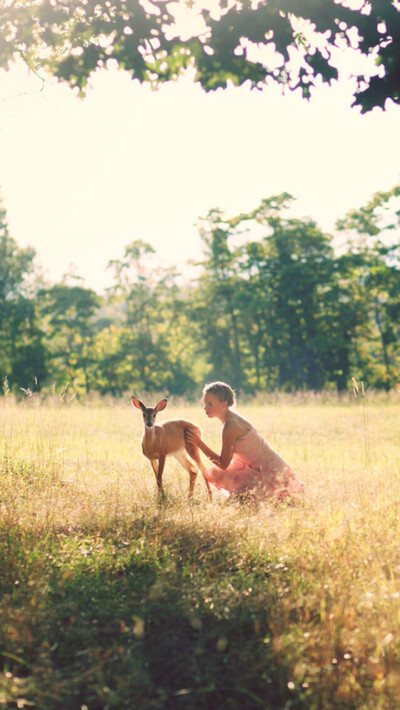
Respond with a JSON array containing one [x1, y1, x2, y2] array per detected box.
[[218, 422, 238, 469], [185, 420, 241, 469]]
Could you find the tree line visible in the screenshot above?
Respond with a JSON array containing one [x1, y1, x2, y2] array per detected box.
[[0, 187, 399, 399]]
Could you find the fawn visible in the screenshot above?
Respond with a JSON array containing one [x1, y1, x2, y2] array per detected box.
[[132, 396, 212, 500]]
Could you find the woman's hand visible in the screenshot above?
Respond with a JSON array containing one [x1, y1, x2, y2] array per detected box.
[[185, 428, 201, 447], [185, 428, 221, 467]]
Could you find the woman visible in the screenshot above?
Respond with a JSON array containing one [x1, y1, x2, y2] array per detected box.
[[186, 381, 304, 501]]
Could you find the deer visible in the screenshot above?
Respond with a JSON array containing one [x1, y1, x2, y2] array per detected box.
[[132, 396, 212, 500]]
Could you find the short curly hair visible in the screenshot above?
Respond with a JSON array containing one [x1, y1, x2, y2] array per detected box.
[[202, 381, 236, 406]]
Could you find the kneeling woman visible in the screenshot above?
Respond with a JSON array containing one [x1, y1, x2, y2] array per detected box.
[[186, 381, 304, 501]]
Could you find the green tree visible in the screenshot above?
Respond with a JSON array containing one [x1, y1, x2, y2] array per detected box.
[[336, 185, 400, 388], [232, 196, 341, 390], [103, 240, 198, 396], [193, 194, 377, 392], [0, 200, 46, 392], [1, 1, 399, 111], [253, 216, 335, 391], [233, 240, 271, 391], [38, 278, 101, 394], [190, 209, 247, 392]]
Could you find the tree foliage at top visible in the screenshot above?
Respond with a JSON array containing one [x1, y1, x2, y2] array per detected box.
[[1, 0, 400, 112]]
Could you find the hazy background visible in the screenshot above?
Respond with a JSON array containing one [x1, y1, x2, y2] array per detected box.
[[0, 56, 399, 292]]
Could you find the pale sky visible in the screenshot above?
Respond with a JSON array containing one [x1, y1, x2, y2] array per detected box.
[[0, 50, 399, 292]]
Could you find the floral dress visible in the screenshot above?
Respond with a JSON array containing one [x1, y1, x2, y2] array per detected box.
[[204, 426, 304, 500]]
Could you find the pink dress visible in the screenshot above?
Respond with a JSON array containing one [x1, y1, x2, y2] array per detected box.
[[204, 426, 304, 500]]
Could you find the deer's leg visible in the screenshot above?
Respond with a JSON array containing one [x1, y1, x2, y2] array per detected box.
[[204, 478, 212, 501], [175, 452, 198, 499], [150, 457, 165, 497], [185, 443, 212, 501]]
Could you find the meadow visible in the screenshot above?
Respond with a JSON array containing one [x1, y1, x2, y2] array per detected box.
[[0, 390, 399, 710]]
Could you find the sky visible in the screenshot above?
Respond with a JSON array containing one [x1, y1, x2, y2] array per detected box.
[[0, 37, 399, 293]]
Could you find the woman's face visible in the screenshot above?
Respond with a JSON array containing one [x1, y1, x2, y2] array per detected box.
[[203, 392, 227, 419]]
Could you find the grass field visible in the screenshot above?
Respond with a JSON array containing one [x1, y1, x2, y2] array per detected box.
[[0, 390, 399, 709]]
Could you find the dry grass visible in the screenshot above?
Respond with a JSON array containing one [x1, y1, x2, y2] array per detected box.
[[0, 391, 399, 709]]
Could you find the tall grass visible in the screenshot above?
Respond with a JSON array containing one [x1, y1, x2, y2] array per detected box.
[[0, 391, 399, 709]]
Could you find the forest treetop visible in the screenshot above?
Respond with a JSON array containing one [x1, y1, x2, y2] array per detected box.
[[1, 0, 400, 112]]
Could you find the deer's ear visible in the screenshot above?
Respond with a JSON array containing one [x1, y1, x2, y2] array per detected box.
[[132, 396, 144, 410], [156, 398, 168, 412]]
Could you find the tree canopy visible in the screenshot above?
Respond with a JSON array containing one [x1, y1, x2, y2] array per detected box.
[[1, 0, 400, 112]]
